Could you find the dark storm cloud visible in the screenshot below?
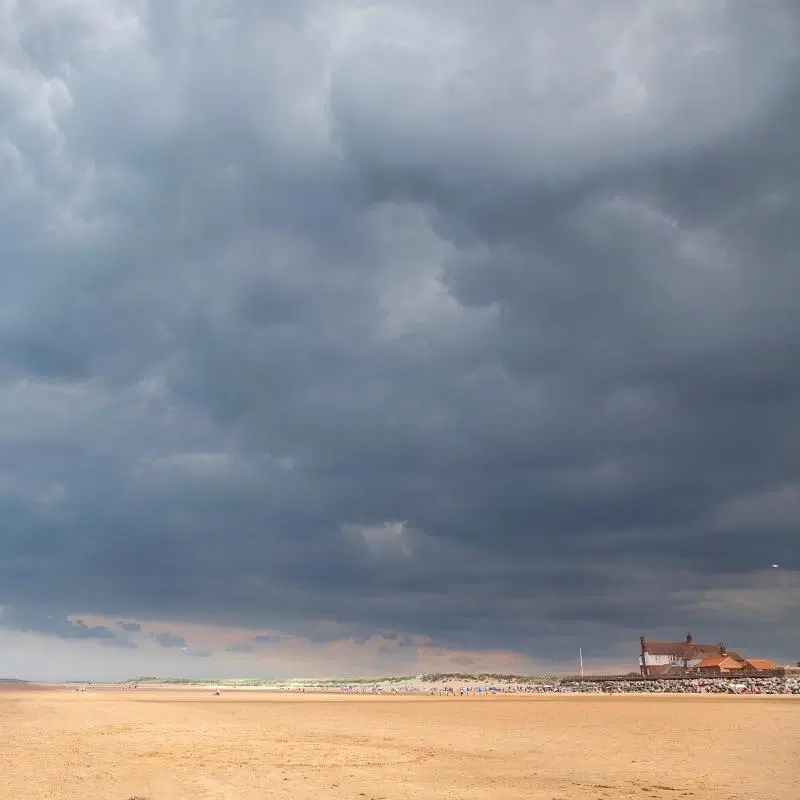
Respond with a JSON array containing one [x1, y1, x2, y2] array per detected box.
[[1, 1, 799, 666]]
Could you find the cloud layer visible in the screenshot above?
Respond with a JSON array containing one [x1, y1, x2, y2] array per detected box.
[[1, 1, 799, 678]]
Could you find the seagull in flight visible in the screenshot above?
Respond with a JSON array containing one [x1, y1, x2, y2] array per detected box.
[[771, 564, 781, 568]]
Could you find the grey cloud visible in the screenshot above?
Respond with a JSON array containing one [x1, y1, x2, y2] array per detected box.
[[0, 607, 137, 648], [377, 633, 415, 655], [331, 2, 799, 188], [152, 632, 187, 649], [378, 632, 415, 648], [226, 643, 254, 654], [0, 1, 799, 672], [117, 620, 142, 633]]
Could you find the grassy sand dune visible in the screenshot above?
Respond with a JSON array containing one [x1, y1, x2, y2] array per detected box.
[[121, 672, 562, 690]]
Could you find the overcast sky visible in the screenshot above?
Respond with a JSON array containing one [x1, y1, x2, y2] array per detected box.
[[1, 1, 799, 681]]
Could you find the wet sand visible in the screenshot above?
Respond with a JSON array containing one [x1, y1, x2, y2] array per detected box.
[[1, 687, 796, 799]]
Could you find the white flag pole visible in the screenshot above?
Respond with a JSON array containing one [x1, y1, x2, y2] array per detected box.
[[579, 647, 584, 677]]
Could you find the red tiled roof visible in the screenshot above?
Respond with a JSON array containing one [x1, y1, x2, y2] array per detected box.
[[643, 641, 743, 661], [743, 659, 774, 671], [696, 654, 744, 669]]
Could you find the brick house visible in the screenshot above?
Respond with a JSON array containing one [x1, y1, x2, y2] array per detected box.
[[637, 633, 774, 677]]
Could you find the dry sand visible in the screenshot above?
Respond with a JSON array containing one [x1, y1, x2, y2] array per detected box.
[[1, 686, 796, 800]]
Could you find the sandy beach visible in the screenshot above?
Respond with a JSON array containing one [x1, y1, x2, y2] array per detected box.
[[1, 686, 797, 800]]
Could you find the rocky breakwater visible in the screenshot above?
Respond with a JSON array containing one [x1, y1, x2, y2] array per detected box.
[[557, 677, 800, 694]]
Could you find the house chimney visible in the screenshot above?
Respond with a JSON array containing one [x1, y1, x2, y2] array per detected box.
[[719, 642, 727, 655], [686, 632, 693, 644], [640, 636, 648, 677]]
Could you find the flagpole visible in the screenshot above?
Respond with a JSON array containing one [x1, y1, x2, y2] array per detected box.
[[579, 647, 584, 677]]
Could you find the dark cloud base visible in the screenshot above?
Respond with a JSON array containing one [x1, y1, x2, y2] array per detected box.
[[0, 2, 799, 665]]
